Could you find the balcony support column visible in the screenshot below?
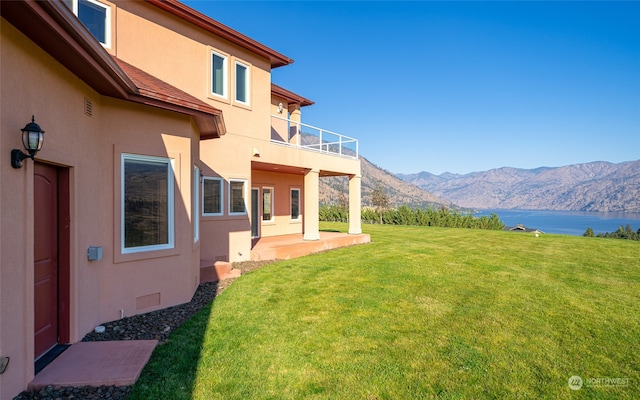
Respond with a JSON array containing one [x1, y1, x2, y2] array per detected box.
[[303, 168, 320, 241], [289, 107, 302, 146], [348, 173, 362, 235]]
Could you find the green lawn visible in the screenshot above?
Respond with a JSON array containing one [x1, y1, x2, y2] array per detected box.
[[130, 223, 639, 399]]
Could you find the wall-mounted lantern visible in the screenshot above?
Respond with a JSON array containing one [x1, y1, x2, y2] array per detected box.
[[11, 115, 45, 169]]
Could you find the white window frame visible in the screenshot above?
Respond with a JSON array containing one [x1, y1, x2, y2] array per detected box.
[[202, 176, 224, 217], [65, 0, 112, 48], [229, 179, 248, 216], [193, 166, 200, 243], [211, 51, 228, 99], [121, 153, 175, 254], [234, 60, 250, 106], [262, 187, 275, 222], [290, 188, 301, 221]]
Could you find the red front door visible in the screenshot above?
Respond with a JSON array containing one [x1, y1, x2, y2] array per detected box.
[[34, 163, 59, 359]]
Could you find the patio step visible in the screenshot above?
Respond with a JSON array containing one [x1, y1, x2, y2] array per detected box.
[[200, 260, 241, 283], [29, 341, 157, 389]]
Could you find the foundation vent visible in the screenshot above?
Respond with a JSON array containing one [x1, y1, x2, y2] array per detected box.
[[136, 292, 161, 310], [84, 97, 93, 117]]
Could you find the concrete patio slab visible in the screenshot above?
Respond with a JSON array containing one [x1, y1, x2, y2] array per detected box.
[[29, 340, 157, 390], [251, 232, 371, 261]]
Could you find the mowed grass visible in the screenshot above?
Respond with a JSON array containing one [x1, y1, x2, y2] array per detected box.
[[130, 223, 639, 399]]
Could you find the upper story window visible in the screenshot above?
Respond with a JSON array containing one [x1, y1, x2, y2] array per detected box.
[[209, 51, 251, 106], [121, 154, 175, 254], [235, 61, 250, 105], [64, 0, 111, 48], [211, 51, 228, 99]]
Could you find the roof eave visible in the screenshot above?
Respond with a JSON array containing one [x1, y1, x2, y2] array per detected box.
[[1, 0, 137, 98], [146, 0, 294, 68], [271, 84, 314, 107], [2, 0, 226, 139], [129, 93, 226, 139]]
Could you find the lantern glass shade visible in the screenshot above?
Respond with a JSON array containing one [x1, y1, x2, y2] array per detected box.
[[21, 118, 45, 153]]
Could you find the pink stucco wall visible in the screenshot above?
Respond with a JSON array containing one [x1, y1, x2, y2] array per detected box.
[[1, 19, 201, 398], [1, 1, 363, 397], [251, 170, 305, 237]]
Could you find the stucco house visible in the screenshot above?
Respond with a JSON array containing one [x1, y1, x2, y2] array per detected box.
[[0, 0, 367, 397]]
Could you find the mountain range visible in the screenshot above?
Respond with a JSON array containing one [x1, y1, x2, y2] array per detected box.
[[397, 160, 640, 213], [320, 156, 451, 209]]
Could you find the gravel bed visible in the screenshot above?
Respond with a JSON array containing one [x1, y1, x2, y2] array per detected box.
[[81, 281, 220, 343], [14, 385, 132, 400], [14, 261, 273, 400]]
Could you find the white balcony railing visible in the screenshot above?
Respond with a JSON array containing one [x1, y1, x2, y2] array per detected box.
[[271, 115, 358, 159]]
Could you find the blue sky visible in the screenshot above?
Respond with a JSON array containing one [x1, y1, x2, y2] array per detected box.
[[183, 1, 639, 175]]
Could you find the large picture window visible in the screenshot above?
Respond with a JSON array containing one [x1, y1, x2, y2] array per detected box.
[[211, 51, 228, 98], [235, 61, 250, 105], [203, 177, 223, 216], [229, 179, 247, 215], [291, 188, 300, 220], [121, 154, 174, 253], [64, 0, 111, 47]]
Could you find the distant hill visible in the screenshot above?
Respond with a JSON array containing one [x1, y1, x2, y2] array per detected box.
[[320, 156, 451, 209], [397, 160, 640, 213]]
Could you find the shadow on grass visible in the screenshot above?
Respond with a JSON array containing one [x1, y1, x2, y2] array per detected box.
[[128, 289, 216, 400]]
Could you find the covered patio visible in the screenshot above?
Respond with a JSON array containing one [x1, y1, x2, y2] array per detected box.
[[250, 232, 370, 261]]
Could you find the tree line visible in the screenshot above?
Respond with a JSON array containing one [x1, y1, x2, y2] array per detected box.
[[320, 180, 504, 230], [583, 225, 640, 241], [320, 204, 505, 231]]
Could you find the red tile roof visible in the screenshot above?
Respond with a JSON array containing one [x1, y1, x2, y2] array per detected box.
[[114, 57, 220, 116], [3, 0, 226, 139], [2, 0, 134, 99], [115, 58, 226, 139]]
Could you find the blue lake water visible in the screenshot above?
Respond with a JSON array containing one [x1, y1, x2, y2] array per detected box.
[[475, 209, 640, 236]]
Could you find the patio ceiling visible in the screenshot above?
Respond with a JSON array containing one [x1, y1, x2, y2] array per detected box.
[[251, 161, 350, 177]]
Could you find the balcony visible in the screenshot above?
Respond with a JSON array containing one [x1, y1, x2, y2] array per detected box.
[[271, 115, 358, 159]]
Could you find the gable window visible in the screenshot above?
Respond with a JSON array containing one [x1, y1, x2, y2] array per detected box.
[[229, 179, 247, 215], [211, 51, 228, 98], [202, 177, 223, 216], [262, 187, 274, 222], [64, 0, 111, 47], [291, 188, 300, 220], [122, 154, 174, 253], [235, 61, 250, 105]]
